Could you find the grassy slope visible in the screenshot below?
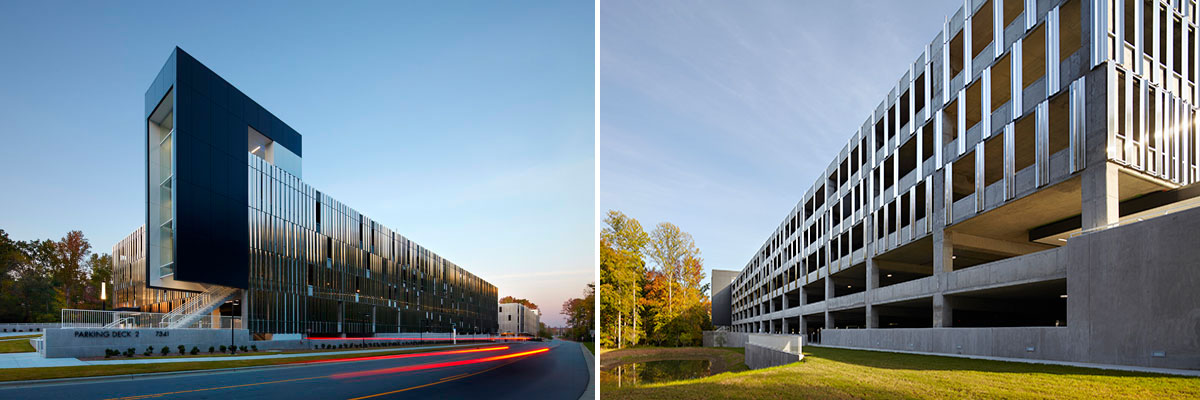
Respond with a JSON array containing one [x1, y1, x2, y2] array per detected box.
[[601, 346, 1200, 399], [0, 338, 35, 354], [0, 344, 490, 383], [583, 341, 595, 354]]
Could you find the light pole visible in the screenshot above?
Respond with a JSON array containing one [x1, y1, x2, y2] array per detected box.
[[230, 299, 239, 353], [100, 283, 107, 311]]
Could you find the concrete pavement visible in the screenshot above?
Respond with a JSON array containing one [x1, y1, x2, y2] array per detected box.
[[578, 341, 595, 400]]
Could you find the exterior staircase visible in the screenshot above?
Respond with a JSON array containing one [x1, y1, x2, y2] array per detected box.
[[160, 285, 239, 329]]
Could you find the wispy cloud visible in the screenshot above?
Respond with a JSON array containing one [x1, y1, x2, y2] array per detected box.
[[490, 268, 594, 280], [601, 0, 963, 276]]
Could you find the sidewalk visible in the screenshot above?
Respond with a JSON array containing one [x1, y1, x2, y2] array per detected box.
[[0, 342, 479, 369], [577, 342, 595, 400]]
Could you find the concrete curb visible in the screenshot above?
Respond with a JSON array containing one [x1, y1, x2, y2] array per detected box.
[[577, 342, 595, 400], [809, 344, 1200, 377], [0, 343, 483, 389], [0, 362, 320, 390]]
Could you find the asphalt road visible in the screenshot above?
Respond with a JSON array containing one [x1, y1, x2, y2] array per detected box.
[[0, 339, 590, 400]]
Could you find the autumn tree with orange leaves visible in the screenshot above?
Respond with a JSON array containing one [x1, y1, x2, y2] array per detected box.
[[600, 211, 711, 348]]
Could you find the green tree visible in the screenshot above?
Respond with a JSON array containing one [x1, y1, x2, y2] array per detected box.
[[600, 210, 648, 349], [0, 230, 111, 322], [561, 283, 595, 341], [53, 230, 92, 309], [84, 253, 113, 309], [647, 222, 700, 315]]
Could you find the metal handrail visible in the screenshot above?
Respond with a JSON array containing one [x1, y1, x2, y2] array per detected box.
[[61, 309, 240, 329], [102, 317, 134, 329], [160, 286, 234, 326]]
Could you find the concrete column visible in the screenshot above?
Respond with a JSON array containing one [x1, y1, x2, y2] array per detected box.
[[932, 229, 954, 327], [865, 245, 879, 329], [823, 267, 834, 331], [1080, 66, 1115, 230], [1081, 158, 1120, 230], [782, 318, 789, 334], [933, 293, 954, 327], [824, 268, 834, 302]]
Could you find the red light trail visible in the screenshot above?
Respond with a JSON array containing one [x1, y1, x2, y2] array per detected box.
[[332, 347, 550, 379], [306, 336, 533, 341], [292, 346, 509, 365]]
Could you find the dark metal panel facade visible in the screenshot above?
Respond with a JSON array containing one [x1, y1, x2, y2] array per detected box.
[[125, 47, 497, 335]]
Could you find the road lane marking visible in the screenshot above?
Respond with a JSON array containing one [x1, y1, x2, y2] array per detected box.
[[102, 346, 509, 400], [105, 376, 320, 400], [345, 359, 521, 400]]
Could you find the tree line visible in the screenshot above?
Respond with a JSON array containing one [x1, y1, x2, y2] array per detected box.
[[600, 210, 711, 349], [560, 282, 595, 342], [498, 295, 538, 310], [0, 229, 111, 322]]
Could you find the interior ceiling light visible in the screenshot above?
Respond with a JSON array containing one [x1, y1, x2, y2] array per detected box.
[[251, 145, 262, 154], [1060, 294, 1068, 298]]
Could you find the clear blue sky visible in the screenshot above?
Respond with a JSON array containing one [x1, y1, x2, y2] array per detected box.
[[600, 0, 962, 288], [0, 1, 593, 326]]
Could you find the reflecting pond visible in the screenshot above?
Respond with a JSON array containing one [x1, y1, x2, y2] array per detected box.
[[601, 359, 712, 387]]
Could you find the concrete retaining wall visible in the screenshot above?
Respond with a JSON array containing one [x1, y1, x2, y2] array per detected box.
[[1065, 206, 1200, 370], [702, 331, 749, 348], [748, 333, 802, 354], [42, 328, 251, 358], [746, 344, 802, 369], [821, 327, 1073, 362], [707, 332, 803, 369]]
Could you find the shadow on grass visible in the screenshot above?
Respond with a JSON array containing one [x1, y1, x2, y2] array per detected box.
[[600, 364, 919, 400], [805, 346, 1194, 378]]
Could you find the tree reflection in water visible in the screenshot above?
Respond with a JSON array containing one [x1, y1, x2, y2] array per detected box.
[[600, 359, 712, 387]]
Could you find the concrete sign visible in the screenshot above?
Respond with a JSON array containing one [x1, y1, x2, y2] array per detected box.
[[43, 328, 251, 359]]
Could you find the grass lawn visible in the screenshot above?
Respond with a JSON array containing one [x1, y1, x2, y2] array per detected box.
[[0, 337, 36, 354], [583, 341, 595, 354], [0, 343, 491, 383], [600, 346, 1200, 399]]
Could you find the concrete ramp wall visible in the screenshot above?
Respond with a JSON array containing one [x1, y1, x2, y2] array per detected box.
[[702, 331, 749, 348], [821, 327, 1073, 361], [744, 334, 803, 369]]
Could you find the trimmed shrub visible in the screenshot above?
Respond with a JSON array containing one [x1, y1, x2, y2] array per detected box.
[[144, 346, 154, 356], [160, 346, 170, 356], [191, 346, 199, 355], [219, 345, 227, 353], [125, 348, 135, 357], [178, 345, 186, 355], [251, 345, 258, 352], [209, 346, 215, 354], [239, 346, 247, 352]]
